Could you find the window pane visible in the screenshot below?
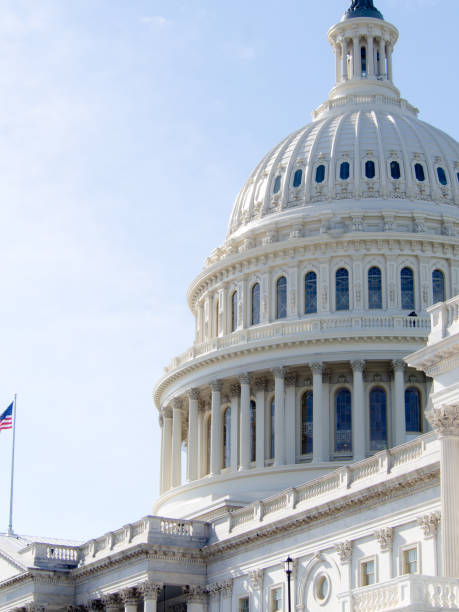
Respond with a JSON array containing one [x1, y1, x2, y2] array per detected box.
[[405, 388, 421, 432], [293, 168, 303, 188], [336, 268, 349, 311], [250, 401, 256, 463], [432, 269, 445, 304], [224, 407, 231, 468], [335, 389, 352, 452], [301, 391, 313, 455], [370, 388, 387, 451], [340, 161, 350, 180], [414, 163, 425, 182], [437, 167, 448, 186], [277, 276, 287, 319], [390, 161, 401, 180], [363, 561, 375, 586], [361, 46, 367, 76], [368, 267, 382, 309], [273, 175, 282, 194], [271, 588, 282, 612], [232, 291, 238, 332], [404, 548, 418, 574], [239, 598, 249, 612], [305, 271, 317, 314], [365, 160, 376, 179], [316, 164, 326, 183], [401, 268, 415, 310], [251, 283, 260, 325]]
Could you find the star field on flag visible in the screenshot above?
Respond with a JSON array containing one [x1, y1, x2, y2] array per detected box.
[[0, 403, 13, 431]]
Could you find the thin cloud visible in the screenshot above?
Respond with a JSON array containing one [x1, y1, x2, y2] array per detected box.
[[140, 16, 172, 28]]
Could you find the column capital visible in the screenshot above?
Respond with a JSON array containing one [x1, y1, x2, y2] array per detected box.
[[183, 586, 208, 603], [172, 398, 182, 411], [120, 588, 140, 605], [188, 388, 200, 401], [351, 360, 366, 373], [427, 404, 459, 437], [311, 362, 324, 375], [101, 594, 122, 611], [272, 367, 285, 379], [335, 540, 352, 564], [253, 378, 266, 392], [210, 380, 223, 393], [418, 511, 441, 538], [248, 569, 263, 590], [285, 373, 297, 388], [162, 406, 172, 419], [139, 582, 163, 600], [392, 359, 406, 373], [230, 384, 241, 398], [374, 527, 393, 552], [239, 373, 250, 386]]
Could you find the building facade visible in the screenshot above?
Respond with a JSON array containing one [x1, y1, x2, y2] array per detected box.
[[1, 1, 459, 610]]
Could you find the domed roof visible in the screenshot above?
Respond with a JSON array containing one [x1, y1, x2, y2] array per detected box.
[[342, 0, 384, 21]]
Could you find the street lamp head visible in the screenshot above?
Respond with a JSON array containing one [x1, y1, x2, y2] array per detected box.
[[284, 556, 293, 574]]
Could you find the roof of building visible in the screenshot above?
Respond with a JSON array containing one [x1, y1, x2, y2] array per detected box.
[[342, 0, 384, 21]]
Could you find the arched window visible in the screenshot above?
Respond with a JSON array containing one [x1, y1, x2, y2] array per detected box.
[[305, 271, 317, 314], [335, 389, 352, 452], [437, 167, 448, 186], [365, 160, 376, 179], [401, 267, 415, 310], [293, 169, 303, 188], [340, 161, 350, 180], [268, 398, 275, 459], [361, 46, 367, 76], [414, 163, 425, 182], [368, 266, 382, 309], [231, 291, 238, 332], [432, 269, 445, 304], [251, 283, 260, 326], [276, 276, 287, 319], [405, 388, 422, 433], [390, 161, 401, 180], [223, 407, 231, 468], [301, 391, 313, 455], [336, 268, 350, 311], [250, 401, 256, 463], [273, 175, 282, 194], [315, 165, 326, 184], [369, 387, 387, 451]]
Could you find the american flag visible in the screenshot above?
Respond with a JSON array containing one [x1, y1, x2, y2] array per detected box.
[[0, 403, 13, 431]]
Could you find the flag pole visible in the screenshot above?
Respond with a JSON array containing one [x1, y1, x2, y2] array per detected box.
[[7, 394, 17, 536]]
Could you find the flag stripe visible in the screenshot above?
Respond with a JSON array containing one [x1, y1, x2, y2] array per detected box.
[[0, 402, 13, 431]]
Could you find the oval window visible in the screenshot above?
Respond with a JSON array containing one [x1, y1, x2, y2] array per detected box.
[[414, 163, 425, 182], [390, 160, 401, 180], [293, 168, 303, 188], [340, 161, 350, 180], [365, 160, 376, 179], [273, 175, 282, 194], [437, 167, 448, 186], [316, 164, 326, 184], [315, 575, 330, 603]]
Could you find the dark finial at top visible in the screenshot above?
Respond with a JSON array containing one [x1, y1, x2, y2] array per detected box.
[[342, 0, 384, 21]]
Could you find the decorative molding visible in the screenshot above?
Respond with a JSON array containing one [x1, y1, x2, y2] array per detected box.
[[248, 569, 263, 590], [139, 582, 163, 600], [210, 380, 223, 393], [335, 540, 352, 564], [311, 362, 324, 375], [375, 527, 394, 551], [392, 359, 406, 373], [239, 373, 250, 386], [172, 398, 183, 410], [418, 511, 441, 538], [183, 585, 208, 603], [188, 389, 200, 401], [272, 367, 286, 379], [285, 373, 297, 388], [351, 360, 366, 373], [427, 404, 459, 436], [230, 384, 241, 398], [253, 378, 266, 392]]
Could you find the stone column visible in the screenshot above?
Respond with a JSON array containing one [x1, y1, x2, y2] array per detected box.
[[335, 541, 353, 591], [140, 583, 162, 612], [184, 586, 208, 612], [121, 589, 140, 612], [273, 368, 286, 467], [187, 389, 200, 482], [254, 378, 266, 469], [220, 581, 233, 612], [102, 594, 122, 612], [312, 363, 324, 463], [285, 374, 296, 465], [393, 360, 406, 447], [387, 43, 393, 81], [239, 374, 251, 471], [352, 360, 366, 461], [230, 385, 240, 472], [379, 38, 387, 77], [161, 408, 173, 493], [210, 381, 223, 476], [341, 39, 348, 81], [428, 405, 459, 577], [367, 35, 374, 76], [171, 399, 183, 488], [418, 512, 441, 577], [353, 36, 360, 78], [375, 527, 394, 581], [249, 570, 263, 612]]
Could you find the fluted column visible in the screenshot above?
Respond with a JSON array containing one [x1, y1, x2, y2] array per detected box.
[[285, 374, 296, 465], [341, 39, 348, 80], [121, 588, 139, 612], [230, 385, 240, 472], [379, 38, 387, 76], [387, 43, 393, 81], [140, 582, 162, 612], [171, 399, 183, 488], [367, 36, 374, 76], [254, 379, 266, 469], [187, 389, 200, 482], [273, 368, 286, 467], [393, 360, 406, 446], [184, 586, 208, 612], [428, 405, 459, 578], [161, 408, 172, 493], [353, 36, 360, 78], [352, 360, 366, 461], [239, 374, 251, 471], [210, 381, 223, 476], [312, 363, 325, 463]]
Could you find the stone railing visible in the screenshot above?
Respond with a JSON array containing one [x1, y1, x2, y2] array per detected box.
[[428, 295, 459, 344], [163, 314, 430, 374], [312, 94, 419, 120], [349, 575, 459, 611], [17, 542, 81, 569], [211, 433, 438, 538]]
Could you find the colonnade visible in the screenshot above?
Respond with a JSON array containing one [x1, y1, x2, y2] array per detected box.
[[335, 34, 393, 82], [159, 359, 427, 494]]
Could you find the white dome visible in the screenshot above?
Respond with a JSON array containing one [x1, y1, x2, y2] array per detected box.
[[228, 106, 459, 239]]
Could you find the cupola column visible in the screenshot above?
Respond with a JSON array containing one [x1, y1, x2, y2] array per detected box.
[[393, 360, 406, 446], [230, 384, 240, 472], [210, 381, 223, 476], [379, 38, 387, 77], [161, 407, 172, 493], [352, 36, 360, 78], [273, 368, 286, 467], [312, 363, 325, 463], [387, 43, 393, 82], [187, 389, 200, 482], [254, 378, 266, 469], [352, 360, 366, 461], [171, 399, 183, 488], [239, 374, 251, 471], [367, 35, 375, 77], [341, 39, 348, 81]]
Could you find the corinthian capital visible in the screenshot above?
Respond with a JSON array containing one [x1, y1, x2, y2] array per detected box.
[[392, 359, 406, 373], [120, 588, 140, 605], [335, 540, 352, 564], [140, 582, 163, 600], [211, 380, 223, 393], [239, 373, 250, 386], [418, 511, 441, 537], [172, 398, 183, 411], [351, 360, 365, 373], [311, 362, 324, 375], [188, 388, 200, 401], [427, 405, 459, 437], [183, 586, 207, 603], [272, 367, 285, 380]]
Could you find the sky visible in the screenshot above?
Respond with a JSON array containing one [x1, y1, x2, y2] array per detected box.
[[0, 0, 457, 542]]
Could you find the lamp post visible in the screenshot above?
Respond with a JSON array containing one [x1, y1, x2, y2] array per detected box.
[[284, 556, 293, 612]]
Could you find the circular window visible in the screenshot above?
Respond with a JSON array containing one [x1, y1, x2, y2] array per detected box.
[[314, 574, 331, 605]]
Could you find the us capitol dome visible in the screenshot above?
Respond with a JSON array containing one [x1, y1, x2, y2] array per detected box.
[[153, 0, 459, 520]]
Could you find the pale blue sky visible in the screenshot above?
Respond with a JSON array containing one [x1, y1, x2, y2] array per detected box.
[[0, 0, 456, 541]]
